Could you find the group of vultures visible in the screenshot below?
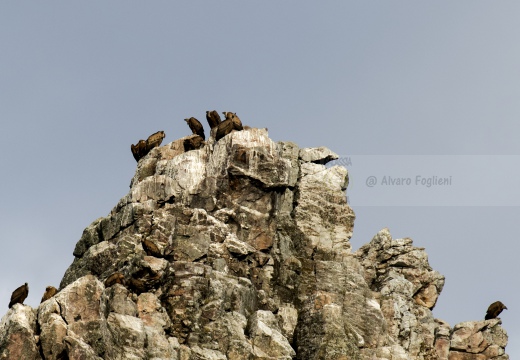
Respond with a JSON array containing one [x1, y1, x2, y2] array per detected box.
[[6, 109, 508, 325], [8, 283, 56, 308], [130, 110, 244, 162], [6, 111, 244, 309]]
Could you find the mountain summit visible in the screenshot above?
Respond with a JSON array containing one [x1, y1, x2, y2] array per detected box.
[[0, 128, 508, 359]]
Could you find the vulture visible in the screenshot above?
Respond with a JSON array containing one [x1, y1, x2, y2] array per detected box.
[[130, 130, 166, 162], [142, 239, 162, 258], [206, 110, 222, 129], [127, 277, 147, 294], [146, 130, 166, 149], [215, 119, 235, 141], [184, 117, 205, 140], [105, 272, 125, 288], [40, 286, 58, 303], [9, 283, 29, 308], [485, 301, 507, 320], [183, 135, 204, 152], [215, 112, 245, 141], [131, 139, 148, 162], [222, 112, 243, 130]]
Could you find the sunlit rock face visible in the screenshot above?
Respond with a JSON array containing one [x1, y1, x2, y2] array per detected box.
[[0, 128, 508, 359]]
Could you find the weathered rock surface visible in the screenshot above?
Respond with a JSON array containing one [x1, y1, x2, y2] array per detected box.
[[445, 319, 508, 360], [355, 229, 445, 358], [0, 305, 40, 360], [0, 128, 509, 359]]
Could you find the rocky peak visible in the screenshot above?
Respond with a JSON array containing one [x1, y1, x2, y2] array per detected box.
[[0, 128, 509, 359]]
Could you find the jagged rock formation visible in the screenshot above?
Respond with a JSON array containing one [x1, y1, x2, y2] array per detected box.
[[0, 128, 509, 359]]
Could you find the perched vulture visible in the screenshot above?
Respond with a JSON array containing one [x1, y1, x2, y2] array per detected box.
[[127, 277, 147, 294], [9, 283, 29, 308], [206, 110, 222, 129], [105, 272, 125, 288], [184, 117, 205, 140], [223, 111, 233, 121], [130, 130, 166, 162], [215, 119, 235, 141], [40, 286, 58, 303], [183, 135, 204, 152], [130, 139, 148, 162], [146, 130, 165, 149], [222, 112, 243, 131], [485, 301, 507, 320], [142, 239, 162, 258]]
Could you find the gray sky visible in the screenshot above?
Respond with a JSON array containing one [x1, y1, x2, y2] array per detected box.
[[1, 2, 518, 356]]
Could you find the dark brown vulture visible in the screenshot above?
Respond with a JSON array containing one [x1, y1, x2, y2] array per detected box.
[[183, 135, 204, 152], [485, 301, 507, 320], [9, 283, 29, 308], [146, 130, 165, 149], [223, 111, 233, 121], [184, 117, 205, 140], [40, 286, 58, 303], [215, 119, 235, 141], [142, 239, 162, 258], [222, 112, 243, 131], [206, 110, 222, 129], [231, 113, 243, 130], [127, 277, 147, 294], [131, 139, 148, 162], [130, 130, 166, 162], [105, 272, 125, 288]]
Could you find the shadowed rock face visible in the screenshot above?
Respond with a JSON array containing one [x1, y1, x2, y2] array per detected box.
[[0, 128, 509, 360]]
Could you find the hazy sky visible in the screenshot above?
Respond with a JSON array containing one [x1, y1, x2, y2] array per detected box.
[[1, 2, 518, 356]]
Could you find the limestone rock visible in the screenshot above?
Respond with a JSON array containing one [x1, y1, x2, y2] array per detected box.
[[294, 162, 353, 261], [434, 319, 451, 360], [247, 310, 295, 359], [449, 319, 508, 359], [107, 313, 146, 358], [0, 128, 509, 359], [299, 146, 339, 164], [63, 335, 102, 360], [355, 228, 445, 357], [38, 300, 68, 360], [0, 305, 40, 360]]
